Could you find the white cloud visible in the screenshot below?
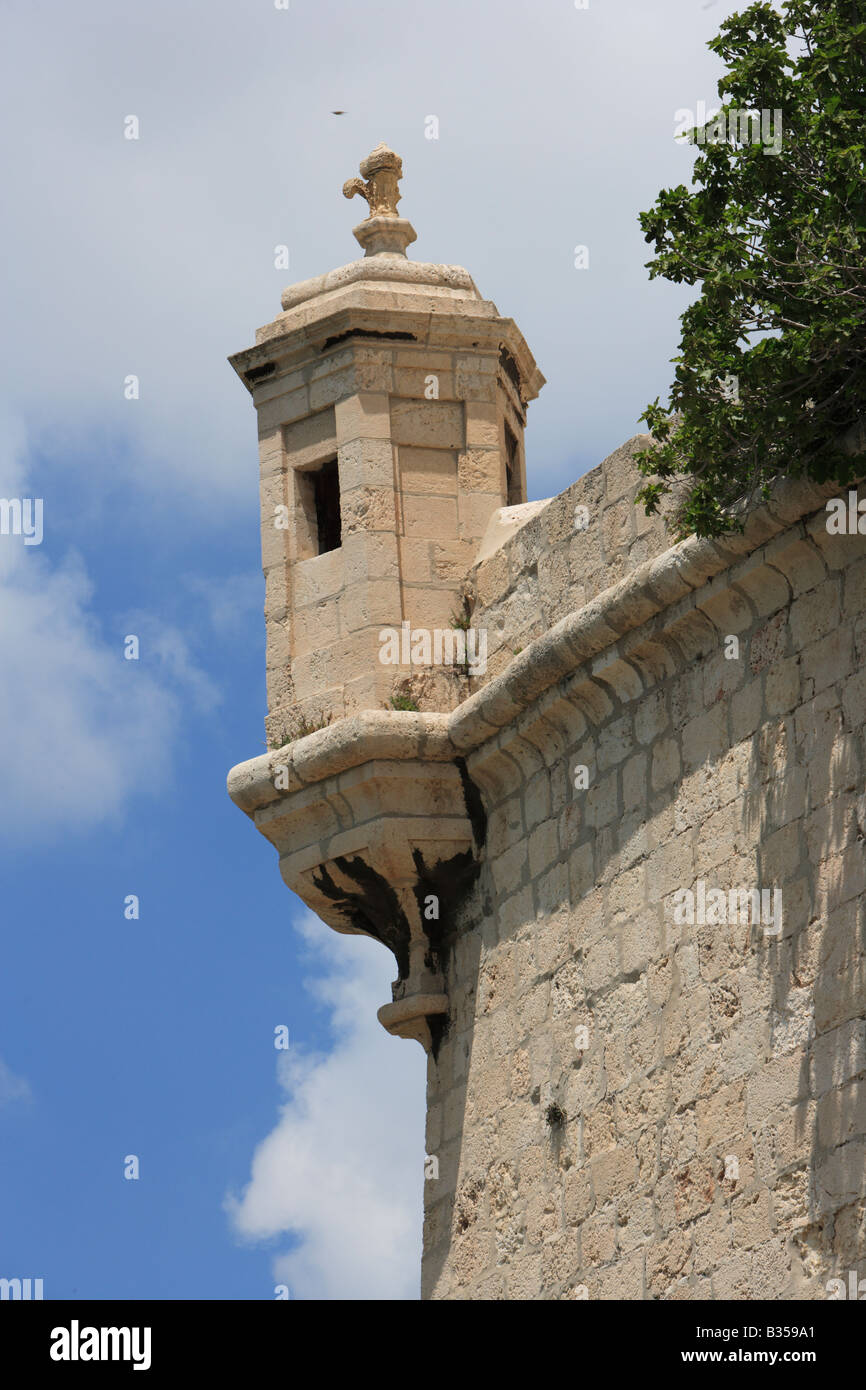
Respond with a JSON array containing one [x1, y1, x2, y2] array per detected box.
[[0, 1058, 31, 1107], [0, 0, 751, 506], [0, 414, 216, 840], [226, 911, 427, 1300], [183, 572, 262, 639], [120, 610, 221, 716]]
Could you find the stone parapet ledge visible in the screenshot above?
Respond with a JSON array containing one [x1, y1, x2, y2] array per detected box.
[[227, 711, 455, 814], [227, 468, 850, 1048]]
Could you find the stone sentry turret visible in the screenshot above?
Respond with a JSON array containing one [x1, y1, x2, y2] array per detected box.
[[228, 146, 866, 1299], [227, 145, 544, 1048]]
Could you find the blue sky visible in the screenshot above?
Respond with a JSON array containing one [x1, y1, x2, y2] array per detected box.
[[0, 0, 748, 1299]]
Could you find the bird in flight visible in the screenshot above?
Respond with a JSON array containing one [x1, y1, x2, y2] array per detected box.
[[331, 110, 346, 116]]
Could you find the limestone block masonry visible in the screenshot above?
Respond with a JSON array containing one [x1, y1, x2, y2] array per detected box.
[[228, 146, 866, 1299]]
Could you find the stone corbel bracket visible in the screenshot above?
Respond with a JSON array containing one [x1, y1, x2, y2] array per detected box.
[[227, 714, 486, 1052]]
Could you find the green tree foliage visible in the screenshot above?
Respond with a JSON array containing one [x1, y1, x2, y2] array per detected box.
[[637, 0, 866, 537]]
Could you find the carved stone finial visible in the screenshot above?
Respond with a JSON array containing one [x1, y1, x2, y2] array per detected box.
[[343, 143, 417, 258], [342, 142, 403, 218]]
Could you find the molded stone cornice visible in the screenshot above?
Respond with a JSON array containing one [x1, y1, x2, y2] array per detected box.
[[229, 279, 545, 404]]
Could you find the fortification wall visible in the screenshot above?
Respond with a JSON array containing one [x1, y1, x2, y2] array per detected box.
[[422, 474, 866, 1299], [467, 435, 674, 685]]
